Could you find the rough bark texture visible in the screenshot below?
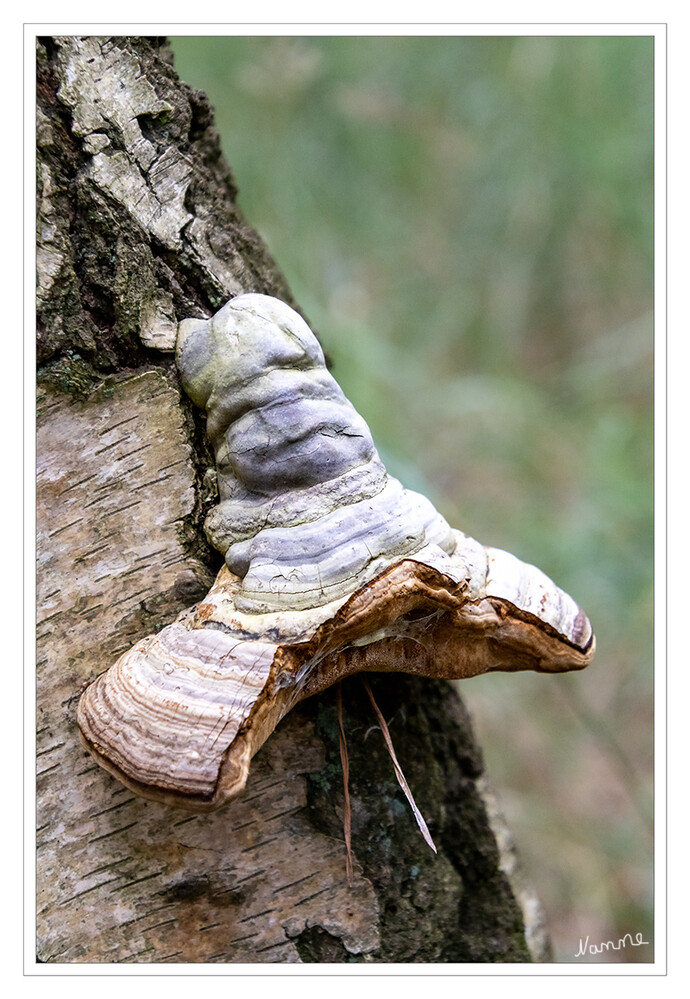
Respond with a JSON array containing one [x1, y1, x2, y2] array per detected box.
[[35, 35, 546, 964]]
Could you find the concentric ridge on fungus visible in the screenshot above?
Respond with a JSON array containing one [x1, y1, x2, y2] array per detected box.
[[78, 294, 595, 810]]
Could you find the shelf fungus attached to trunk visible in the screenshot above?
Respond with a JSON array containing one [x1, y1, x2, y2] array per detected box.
[[77, 294, 595, 811]]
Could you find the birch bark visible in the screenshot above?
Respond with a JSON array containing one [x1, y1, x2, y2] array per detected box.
[[35, 34, 543, 964]]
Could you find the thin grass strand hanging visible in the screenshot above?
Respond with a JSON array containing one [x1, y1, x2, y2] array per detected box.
[[362, 678, 437, 854], [337, 682, 354, 886]]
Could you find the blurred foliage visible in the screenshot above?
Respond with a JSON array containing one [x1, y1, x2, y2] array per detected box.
[[171, 34, 654, 963]]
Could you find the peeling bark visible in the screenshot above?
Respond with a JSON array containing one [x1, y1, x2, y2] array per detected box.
[[35, 34, 545, 964]]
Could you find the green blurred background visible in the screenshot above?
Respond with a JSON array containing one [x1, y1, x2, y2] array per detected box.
[[171, 34, 654, 963]]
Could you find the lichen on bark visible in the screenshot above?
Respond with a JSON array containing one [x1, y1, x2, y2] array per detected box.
[[36, 35, 294, 382]]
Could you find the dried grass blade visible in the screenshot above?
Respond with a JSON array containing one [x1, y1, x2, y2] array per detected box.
[[362, 678, 437, 854], [337, 681, 354, 886]]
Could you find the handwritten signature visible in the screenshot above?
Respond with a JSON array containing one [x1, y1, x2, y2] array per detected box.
[[575, 932, 650, 958]]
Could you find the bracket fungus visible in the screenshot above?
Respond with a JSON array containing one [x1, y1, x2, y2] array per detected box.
[[78, 294, 594, 812]]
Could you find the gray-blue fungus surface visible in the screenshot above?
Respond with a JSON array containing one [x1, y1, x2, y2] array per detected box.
[[177, 294, 455, 613]]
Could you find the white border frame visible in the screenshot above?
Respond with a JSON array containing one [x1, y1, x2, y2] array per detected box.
[[23, 19, 667, 980]]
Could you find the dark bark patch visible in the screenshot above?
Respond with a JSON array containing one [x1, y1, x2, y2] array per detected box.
[[305, 675, 531, 963], [292, 925, 361, 964], [161, 877, 246, 908]]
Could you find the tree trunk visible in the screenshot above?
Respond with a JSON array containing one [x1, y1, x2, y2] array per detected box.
[[35, 35, 548, 964]]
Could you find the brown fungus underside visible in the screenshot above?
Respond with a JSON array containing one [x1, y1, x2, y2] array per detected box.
[[78, 295, 594, 811]]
